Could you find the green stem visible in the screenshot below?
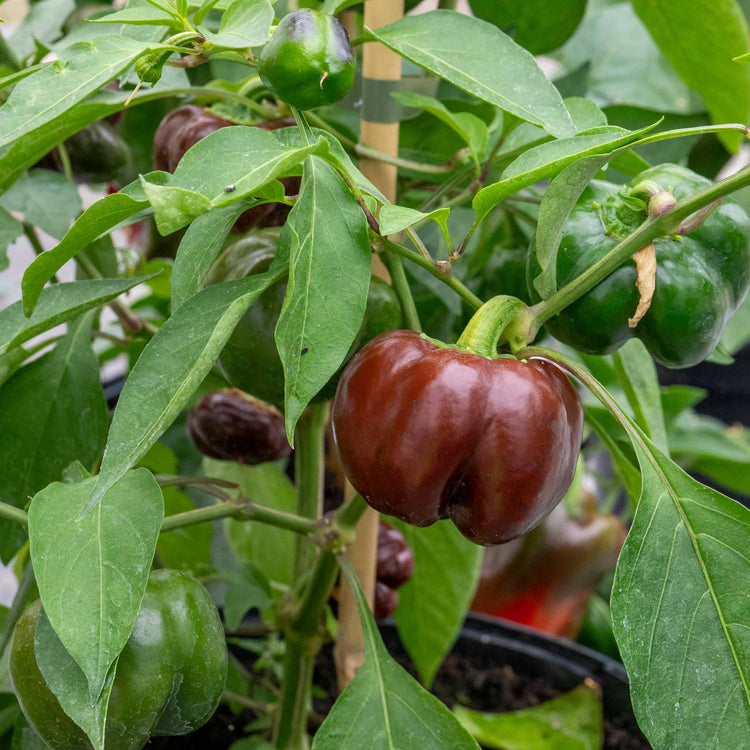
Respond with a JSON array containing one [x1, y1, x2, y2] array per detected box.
[[293, 402, 329, 581], [160, 498, 317, 535], [56, 142, 74, 183], [333, 493, 368, 533], [381, 237, 483, 310], [381, 251, 422, 333], [275, 641, 315, 749], [155, 474, 238, 490], [456, 295, 532, 356], [291, 106, 315, 147], [0, 500, 29, 527], [532, 163, 750, 326], [293, 552, 340, 637]]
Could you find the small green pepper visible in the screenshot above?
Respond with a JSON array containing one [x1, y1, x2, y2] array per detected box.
[[258, 9, 356, 111], [10, 570, 228, 750], [212, 229, 403, 408], [528, 164, 750, 368]]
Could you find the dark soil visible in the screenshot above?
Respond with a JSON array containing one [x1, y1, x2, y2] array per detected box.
[[149, 638, 650, 749]]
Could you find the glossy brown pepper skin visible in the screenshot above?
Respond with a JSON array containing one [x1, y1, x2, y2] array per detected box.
[[186, 389, 291, 465], [152, 107, 299, 230], [331, 331, 583, 546], [377, 521, 415, 588]]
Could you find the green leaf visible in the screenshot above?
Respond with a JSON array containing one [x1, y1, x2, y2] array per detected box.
[[392, 520, 483, 688], [557, 3, 695, 115], [171, 203, 246, 311], [454, 681, 603, 750], [9, 0, 75, 60], [200, 0, 274, 49], [0, 35, 151, 151], [0, 169, 82, 240], [612, 340, 668, 454], [211, 459, 297, 588], [469, 0, 586, 56], [0, 315, 108, 563], [34, 609, 115, 750], [91, 269, 285, 508], [532, 154, 608, 299], [29, 468, 163, 700], [0, 276, 150, 356], [275, 157, 371, 442], [169, 125, 324, 206], [140, 175, 213, 235], [312, 560, 480, 749], [545, 350, 750, 749], [631, 0, 750, 152], [223, 566, 273, 630], [21, 185, 150, 316], [392, 92, 488, 164], [473, 123, 658, 222], [365, 11, 575, 138], [378, 204, 451, 251], [90, 5, 180, 26]]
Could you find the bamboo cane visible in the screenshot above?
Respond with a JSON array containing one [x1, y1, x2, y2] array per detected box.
[[333, 0, 404, 691]]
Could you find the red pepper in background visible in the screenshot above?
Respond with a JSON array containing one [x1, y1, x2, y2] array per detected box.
[[471, 495, 626, 638]]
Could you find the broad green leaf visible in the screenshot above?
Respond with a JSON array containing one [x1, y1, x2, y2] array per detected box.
[[454, 681, 603, 750], [223, 566, 273, 630], [543, 351, 750, 749], [169, 126, 324, 206], [612, 341, 668, 454], [0, 316, 108, 563], [0, 276, 150, 356], [35, 609, 115, 750], [473, 123, 657, 222], [275, 157, 371, 441], [720, 289, 750, 354], [532, 153, 608, 299], [200, 0, 274, 48], [365, 11, 575, 138], [392, 520, 483, 688], [171, 203, 246, 310], [91, 269, 285, 508], [558, 3, 695, 115], [91, 6, 179, 26], [0, 35, 151, 151], [21, 184, 150, 315], [0, 169, 81, 240], [0, 83, 190, 192], [379, 204, 451, 250], [632, 0, 750, 152], [469, 0, 586, 56], [391, 92, 488, 164], [29, 468, 163, 700], [312, 560, 480, 749], [9, 0, 75, 60], [139, 176, 213, 235], [211, 459, 297, 587]]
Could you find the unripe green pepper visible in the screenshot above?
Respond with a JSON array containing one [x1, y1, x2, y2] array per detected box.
[[10, 570, 228, 750], [213, 229, 403, 408], [258, 9, 356, 111], [528, 164, 750, 368]]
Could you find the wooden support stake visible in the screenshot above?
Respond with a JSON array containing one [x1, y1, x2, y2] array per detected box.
[[333, 0, 404, 691]]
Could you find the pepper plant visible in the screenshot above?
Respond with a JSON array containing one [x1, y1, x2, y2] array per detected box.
[[0, 1, 749, 749]]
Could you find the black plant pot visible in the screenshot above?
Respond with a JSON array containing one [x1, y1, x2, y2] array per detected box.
[[377, 614, 648, 749]]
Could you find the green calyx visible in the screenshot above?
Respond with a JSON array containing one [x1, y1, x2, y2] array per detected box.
[[257, 9, 356, 111], [456, 295, 538, 358]]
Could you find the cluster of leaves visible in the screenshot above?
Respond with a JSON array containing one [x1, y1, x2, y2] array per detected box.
[[0, 0, 749, 749]]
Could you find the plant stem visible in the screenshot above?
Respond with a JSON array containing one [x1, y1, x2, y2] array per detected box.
[[381, 251, 422, 333], [155, 474, 238, 490], [222, 690, 272, 714], [276, 641, 315, 749], [160, 497, 317, 535], [0, 501, 29, 527], [381, 237, 483, 310], [531, 163, 750, 326], [293, 402, 328, 579]]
